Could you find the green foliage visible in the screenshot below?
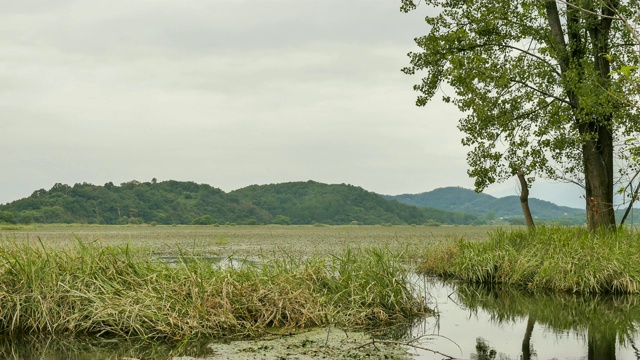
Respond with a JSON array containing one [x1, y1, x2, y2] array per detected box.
[[271, 215, 292, 225], [229, 181, 483, 225], [192, 215, 215, 225], [0, 180, 485, 226], [0, 211, 16, 224], [128, 217, 144, 225], [402, 0, 640, 229]]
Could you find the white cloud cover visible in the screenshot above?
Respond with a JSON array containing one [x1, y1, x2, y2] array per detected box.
[[0, 0, 586, 208]]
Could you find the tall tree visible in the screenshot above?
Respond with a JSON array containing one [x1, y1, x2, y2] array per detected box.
[[401, 0, 640, 230]]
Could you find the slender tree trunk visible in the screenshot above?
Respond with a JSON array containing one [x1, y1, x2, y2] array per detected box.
[[619, 175, 640, 228], [517, 170, 535, 229]]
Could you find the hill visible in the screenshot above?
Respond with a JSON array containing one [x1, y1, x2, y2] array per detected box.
[[0, 180, 484, 226], [229, 181, 481, 225], [384, 187, 586, 225]]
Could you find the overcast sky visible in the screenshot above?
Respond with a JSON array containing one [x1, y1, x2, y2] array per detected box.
[[0, 0, 586, 208]]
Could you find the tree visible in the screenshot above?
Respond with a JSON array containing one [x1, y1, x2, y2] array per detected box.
[[192, 215, 215, 225], [401, 0, 640, 230], [517, 170, 536, 229], [0, 211, 16, 224]]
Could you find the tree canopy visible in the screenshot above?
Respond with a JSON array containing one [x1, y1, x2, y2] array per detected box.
[[0, 180, 483, 226], [402, 0, 640, 230]]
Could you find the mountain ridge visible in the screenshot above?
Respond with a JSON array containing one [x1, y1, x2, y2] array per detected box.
[[384, 186, 585, 224]]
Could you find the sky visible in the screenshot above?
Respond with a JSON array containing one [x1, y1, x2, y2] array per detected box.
[[0, 0, 586, 208]]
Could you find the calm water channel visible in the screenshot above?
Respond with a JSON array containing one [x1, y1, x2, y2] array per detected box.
[[409, 278, 640, 360], [2, 276, 640, 359]]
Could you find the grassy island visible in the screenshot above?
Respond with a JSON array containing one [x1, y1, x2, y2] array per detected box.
[[419, 226, 640, 294], [0, 238, 428, 341]]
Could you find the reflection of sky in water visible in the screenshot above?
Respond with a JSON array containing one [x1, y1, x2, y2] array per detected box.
[[408, 279, 640, 360]]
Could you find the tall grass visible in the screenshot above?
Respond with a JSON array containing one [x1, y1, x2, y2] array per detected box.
[[0, 239, 428, 341], [418, 226, 640, 294]]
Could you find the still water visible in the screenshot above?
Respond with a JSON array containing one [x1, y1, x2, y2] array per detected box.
[[408, 278, 640, 360]]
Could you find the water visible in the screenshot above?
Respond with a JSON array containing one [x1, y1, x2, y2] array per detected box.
[[154, 255, 253, 269], [407, 278, 640, 360]]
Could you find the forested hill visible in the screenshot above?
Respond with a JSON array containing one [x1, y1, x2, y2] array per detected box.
[[385, 186, 585, 224], [0, 180, 483, 225], [228, 181, 480, 225]]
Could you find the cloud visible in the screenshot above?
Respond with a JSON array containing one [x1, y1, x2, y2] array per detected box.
[[0, 0, 584, 208]]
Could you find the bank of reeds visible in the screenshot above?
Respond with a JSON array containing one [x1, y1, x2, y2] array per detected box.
[[0, 239, 428, 341], [419, 226, 640, 294]]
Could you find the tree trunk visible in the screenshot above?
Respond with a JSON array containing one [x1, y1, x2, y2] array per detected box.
[[546, 0, 617, 231], [619, 175, 640, 228], [583, 132, 616, 231], [517, 170, 535, 229], [521, 316, 535, 360], [588, 324, 616, 360]]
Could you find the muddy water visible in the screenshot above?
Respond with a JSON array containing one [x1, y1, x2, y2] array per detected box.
[[408, 278, 640, 360]]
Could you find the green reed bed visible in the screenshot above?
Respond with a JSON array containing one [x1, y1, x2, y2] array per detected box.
[[419, 226, 640, 294], [0, 239, 428, 341]]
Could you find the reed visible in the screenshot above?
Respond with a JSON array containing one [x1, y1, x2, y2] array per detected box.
[[418, 226, 640, 294], [0, 239, 428, 341]]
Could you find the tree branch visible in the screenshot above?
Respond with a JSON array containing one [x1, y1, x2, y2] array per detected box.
[[456, 42, 562, 77], [509, 78, 573, 106], [545, 0, 570, 72]]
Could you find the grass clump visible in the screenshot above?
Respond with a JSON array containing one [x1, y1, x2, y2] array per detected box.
[[418, 226, 640, 294], [0, 239, 428, 341]]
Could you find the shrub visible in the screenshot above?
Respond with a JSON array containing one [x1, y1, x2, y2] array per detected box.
[[192, 215, 215, 225], [272, 215, 292, 225]]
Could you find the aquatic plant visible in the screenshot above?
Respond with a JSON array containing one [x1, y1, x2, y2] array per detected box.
[[0, 239, 428, 341]]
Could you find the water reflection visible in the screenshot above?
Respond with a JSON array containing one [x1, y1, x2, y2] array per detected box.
[[0, 336, 212, 360], [410, 278, 640, 360]]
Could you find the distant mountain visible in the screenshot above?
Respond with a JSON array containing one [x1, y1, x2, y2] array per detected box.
[[0, 180, 484, 226], [384, 187, 585, 225], [229, 181, 482, 225]]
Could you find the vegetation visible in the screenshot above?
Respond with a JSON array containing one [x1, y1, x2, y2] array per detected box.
[[0, 180, 484, 226], [385, 186, 586, 224], [1, 224, 494, 263], [0, 238, 428, 341], [419, 226, 640, 294], [401, 0, 640, 230], [230, 181, 481, 225]]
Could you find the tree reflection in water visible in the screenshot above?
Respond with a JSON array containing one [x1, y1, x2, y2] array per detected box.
[[452, 282, 640, 360]]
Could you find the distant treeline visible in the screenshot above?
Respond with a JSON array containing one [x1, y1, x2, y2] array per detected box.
[[0, 180, 485, 226]]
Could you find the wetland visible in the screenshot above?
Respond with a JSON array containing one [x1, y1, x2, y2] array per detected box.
[[0, 224, 638, 359]]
